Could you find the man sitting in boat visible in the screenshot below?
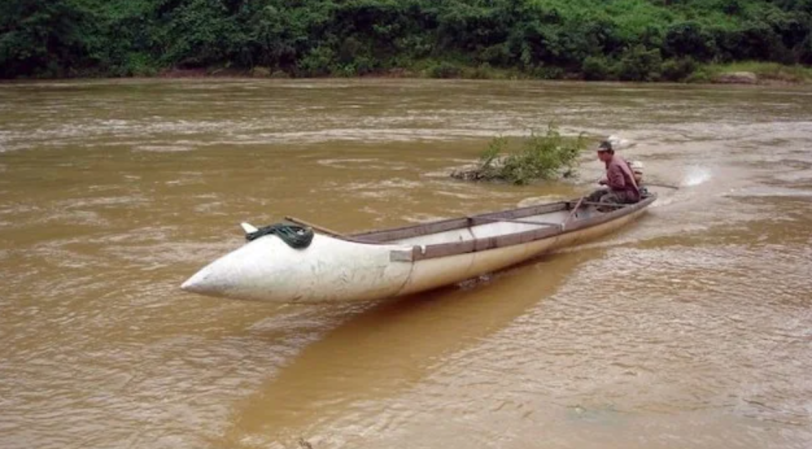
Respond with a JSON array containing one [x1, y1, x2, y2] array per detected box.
[[586, 140, 640, 206]]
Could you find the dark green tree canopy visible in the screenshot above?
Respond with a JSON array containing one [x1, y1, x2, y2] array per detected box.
[[1, 0, 810, 79]]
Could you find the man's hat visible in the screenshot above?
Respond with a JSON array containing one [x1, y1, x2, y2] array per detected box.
[[597, 140, 613, 152]]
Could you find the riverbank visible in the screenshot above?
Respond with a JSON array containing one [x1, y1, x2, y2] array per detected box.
[[6, 0, 811, 85], [691, 62, 812, 84], [5, 59, 810, 86], [159, 61, 812, 85]]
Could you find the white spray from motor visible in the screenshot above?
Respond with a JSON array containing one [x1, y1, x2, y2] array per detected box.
[[606, 135, 713, 189], [681, 166, 712, 187]]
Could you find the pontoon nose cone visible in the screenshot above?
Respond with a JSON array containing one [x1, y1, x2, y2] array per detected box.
[[180, 259, 236, 297], [180, 232, 412, 303], [180, 272, 206, 293], [181, 237, 282, 300]]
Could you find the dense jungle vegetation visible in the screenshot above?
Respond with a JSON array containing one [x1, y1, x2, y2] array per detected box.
[[2, 0, 811, 80]]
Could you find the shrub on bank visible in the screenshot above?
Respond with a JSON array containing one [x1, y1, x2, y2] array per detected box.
[[427, 62, 463, 79], [617, 45, 663, 82], [661, 57, 698, 82], [582, 56, 615, 81]]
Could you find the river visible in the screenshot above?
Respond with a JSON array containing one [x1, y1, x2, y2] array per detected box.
[[1, 79, 811, 449]]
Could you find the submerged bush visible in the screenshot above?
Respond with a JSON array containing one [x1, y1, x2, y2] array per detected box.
[[452, 124, 586, 185]]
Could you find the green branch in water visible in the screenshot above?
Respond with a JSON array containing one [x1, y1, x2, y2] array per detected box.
[[453, 124, 586, 185]]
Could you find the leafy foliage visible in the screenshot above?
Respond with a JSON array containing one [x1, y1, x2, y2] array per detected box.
[[582, 56, 614, 81], [661, 57, 698, 81], [453, 124, 586, 185], [1, 0, 811, 79], [617, 45, 663, 81]]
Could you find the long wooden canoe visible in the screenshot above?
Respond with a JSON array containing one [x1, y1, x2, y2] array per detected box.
[[181, 194, 656, 303]]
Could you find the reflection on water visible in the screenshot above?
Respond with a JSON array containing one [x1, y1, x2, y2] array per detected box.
[[1, 80, 811, 449]]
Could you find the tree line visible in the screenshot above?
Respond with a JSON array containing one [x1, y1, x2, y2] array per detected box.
[[2, 0, 811, 80]]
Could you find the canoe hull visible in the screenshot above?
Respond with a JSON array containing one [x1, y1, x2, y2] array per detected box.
[[182, 202, 650, 303]]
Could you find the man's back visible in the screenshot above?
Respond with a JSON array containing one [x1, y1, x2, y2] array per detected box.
[[605, 155, 640, 200]]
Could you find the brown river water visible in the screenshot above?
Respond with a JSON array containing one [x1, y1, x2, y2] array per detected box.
[[1, 79, 811, 449]]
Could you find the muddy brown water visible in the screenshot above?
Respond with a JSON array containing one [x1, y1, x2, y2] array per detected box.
[[1, 79, 811, 449]]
